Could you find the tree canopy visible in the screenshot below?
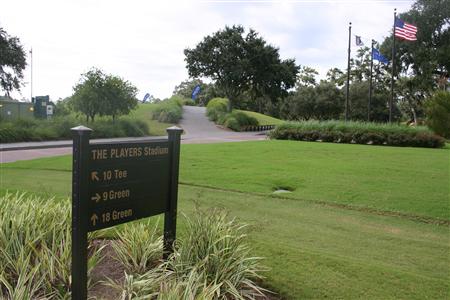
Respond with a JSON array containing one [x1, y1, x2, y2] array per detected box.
[[184, 25, 299, 111], [71, 68, 138, 122], [0, 27, 26, 97]]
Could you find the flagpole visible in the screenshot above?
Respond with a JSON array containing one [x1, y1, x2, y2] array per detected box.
[[30, 48, 33, 102], [345, 22, 351, 122], [389, 8, 397, 123], [368, 40, 374, 122]]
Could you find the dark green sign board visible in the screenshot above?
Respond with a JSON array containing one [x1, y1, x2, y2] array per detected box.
[[71, 126, 182, 300]]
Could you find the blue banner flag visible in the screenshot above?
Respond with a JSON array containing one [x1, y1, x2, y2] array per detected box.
[[373, 48, 389, 64], [191, 85, 201, 100], [142, 93, 150, 102]]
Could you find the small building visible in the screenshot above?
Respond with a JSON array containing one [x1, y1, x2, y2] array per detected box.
[[32, 95, 55, 119], [0, 99, 34, 121]]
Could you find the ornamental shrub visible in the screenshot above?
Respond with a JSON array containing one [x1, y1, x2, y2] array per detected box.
[[206, 97, 228, 122], [425, 91, 450, 138], [0, 117, 149, 143], [151, 96, 183, 123], [270, 120, 445, 148]]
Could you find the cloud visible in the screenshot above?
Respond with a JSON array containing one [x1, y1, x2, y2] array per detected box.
[[0, 0, 413, 101]]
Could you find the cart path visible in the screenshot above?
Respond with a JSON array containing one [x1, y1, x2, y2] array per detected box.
[[1, 106, 268, 162], [178, 106, 267, 144]]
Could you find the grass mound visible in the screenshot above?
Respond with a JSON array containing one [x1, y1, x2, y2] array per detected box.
[[270, 120, 445, 148], [237, 110, 283, 126], [206, 98, 259, 131]]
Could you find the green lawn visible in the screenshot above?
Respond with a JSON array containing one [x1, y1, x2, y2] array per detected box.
[[238, 109, 284, 125], [1, 140, 449, 299]]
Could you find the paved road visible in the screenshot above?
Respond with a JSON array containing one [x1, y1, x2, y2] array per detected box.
[[179, 106, 267, 143], [0, 106, 268, 163]]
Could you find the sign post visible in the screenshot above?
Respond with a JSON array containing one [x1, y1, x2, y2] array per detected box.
[[71, 126, 92, 300], [71, 125, 182, 299], [164, 126, 183, 258]]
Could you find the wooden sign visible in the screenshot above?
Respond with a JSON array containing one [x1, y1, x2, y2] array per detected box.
[[71, 126, 182, 300]]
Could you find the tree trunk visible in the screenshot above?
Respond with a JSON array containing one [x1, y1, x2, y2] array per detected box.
[[411, 108, 417, 126], [227, 98, 233, 112]]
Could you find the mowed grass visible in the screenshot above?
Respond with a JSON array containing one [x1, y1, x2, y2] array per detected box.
[[1, 140, 449, 299], [238, 109, 284, 125], [181, 140, 449, 220]]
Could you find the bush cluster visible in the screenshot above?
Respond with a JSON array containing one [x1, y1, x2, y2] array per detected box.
[[206, 97, 229, 122], [206, 98, 258, 131], [151, 96, 184, 123], [182, 98, 196, 106], [0, 193, 102, 298], [425, 91, 450, 139], [270, 120, 445, 148], [110, 209, 267, 299], [0, 117, 149, 143]]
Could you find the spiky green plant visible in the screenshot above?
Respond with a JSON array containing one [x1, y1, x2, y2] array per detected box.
[[108, 209, 269, 299], [0, 192, 102, 299], [111, 219, 163, 274]]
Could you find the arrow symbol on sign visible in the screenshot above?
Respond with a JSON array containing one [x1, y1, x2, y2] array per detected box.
[[91, 193, 101, 202], [91, 214, 98, 226], [91, 171, 99, 181]]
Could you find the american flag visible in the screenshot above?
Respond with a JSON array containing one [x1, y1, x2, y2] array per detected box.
[[394, 18, 418, 41]]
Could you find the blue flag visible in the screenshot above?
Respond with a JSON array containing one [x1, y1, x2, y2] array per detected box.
[[191, 85, 201, 100], [142, 93, 150, 102], [373, 48, 389, 64]]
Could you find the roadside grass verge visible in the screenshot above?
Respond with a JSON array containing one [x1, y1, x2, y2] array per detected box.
[[271, 120, 445, 148]]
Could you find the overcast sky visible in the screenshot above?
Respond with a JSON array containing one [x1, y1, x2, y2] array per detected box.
[[1, 0, 413, 101]]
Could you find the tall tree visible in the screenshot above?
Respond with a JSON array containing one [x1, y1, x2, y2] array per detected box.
[[71, 68, 138, 122], [380, 0, 450, 91], [102, 75, 138, 121], [377, 0, 450, 122], [245, 30, 299, 113], [296, 66, 319, 88], [184, 25, 298, 112], [326, 67, 346, 88], [184, 26, 248, 111], [0, 27, 26, 97]]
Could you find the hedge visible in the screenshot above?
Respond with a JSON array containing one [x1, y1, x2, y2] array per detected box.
[[269, 120, 445, 148], [0, 117, 149, 143]]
